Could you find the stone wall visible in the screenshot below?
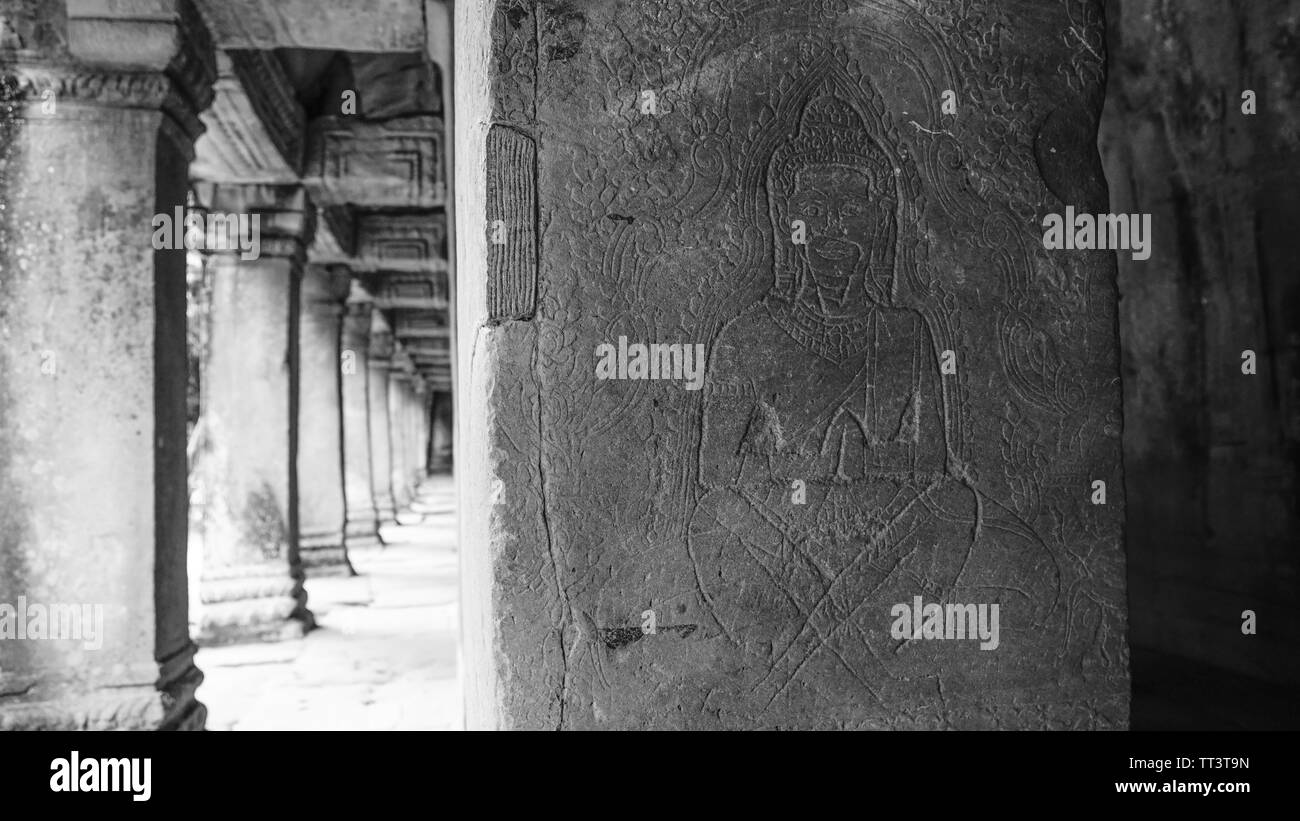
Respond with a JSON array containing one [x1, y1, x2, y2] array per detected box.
[[1101, 0, 1300, 689], [460, 0, 1129, 729]]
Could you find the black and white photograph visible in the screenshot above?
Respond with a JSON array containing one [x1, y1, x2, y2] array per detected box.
[[0, 0, 1295, 802]]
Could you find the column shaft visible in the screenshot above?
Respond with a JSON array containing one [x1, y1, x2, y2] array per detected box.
[[341, 299, 381, 547], [429, 389, 453, 474], [368, 319, 398, 526], [296, 264, 351, 575], [0, 1, 214, 729], [194, 185, 314, 644]]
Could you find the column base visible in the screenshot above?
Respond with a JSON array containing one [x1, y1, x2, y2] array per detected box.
[[299, 529, 355, 577], [195, 564, 315, 646], [0, 653, 206, 730], [344, 530, 383, 549], [375, 498, 398, 527], [344, 510, 383, 548]]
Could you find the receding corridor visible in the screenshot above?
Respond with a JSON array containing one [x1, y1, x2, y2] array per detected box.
[[197, 477, 460, 731]]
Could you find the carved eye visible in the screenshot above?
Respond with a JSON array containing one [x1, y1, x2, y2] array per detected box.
[[802, 203, 824, 218], [841, 202, 863, 217]]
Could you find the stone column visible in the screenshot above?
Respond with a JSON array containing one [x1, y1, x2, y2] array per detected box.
[[409, 379, 428, 487], [389, 367, 414, 508], [341, 296, 381, 548], [429, 389, 453, 474], [368, 313, 399, 526], [193, 184, 315, 644], [458, 0, 1127, 729], [0, 0, 214, 729], [297, 263, 352, 576]]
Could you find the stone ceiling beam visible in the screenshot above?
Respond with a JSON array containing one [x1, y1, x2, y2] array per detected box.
[[195, 0, 427, 52], [371, 295, 449, 310]]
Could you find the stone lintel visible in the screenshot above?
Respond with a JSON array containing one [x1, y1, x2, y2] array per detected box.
[[194, 0, 426, 52]]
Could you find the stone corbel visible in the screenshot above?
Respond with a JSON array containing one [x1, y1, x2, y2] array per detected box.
[[303, 115, 446, 209], [192, 48, 304, 183], [356, 211, 447, 271]]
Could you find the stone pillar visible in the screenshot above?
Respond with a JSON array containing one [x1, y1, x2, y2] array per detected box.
[[409, 379, 429, 486], [297, 263, 352, 575], [426, 0, 460, 483], [341, 296, 381, 548], [389, 368, 414, 508], [0, 0, 214, 729], [193, 184, 315, 644], [429, 389, 453, 474], [368, 313, 399, 526], [458, 0, 1127, 729]]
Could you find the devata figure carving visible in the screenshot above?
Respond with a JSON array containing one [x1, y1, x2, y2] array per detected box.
[[689, 71, 1057, 711]]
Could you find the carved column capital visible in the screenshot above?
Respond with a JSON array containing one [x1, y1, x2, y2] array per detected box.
[[1, 0, 217, 159], [199, 183, 317, 262]]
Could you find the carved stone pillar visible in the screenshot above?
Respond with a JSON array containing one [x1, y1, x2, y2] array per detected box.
[[368, 313, 399, 526], [0, 0, 214, 729], [388, 367, 415, 508], [193, 184, 315, 644], [341, 296, 381, 548], [429, 389, 453, 474], [409, 378, 429, 487], [458, 0, 1127, 729], [297, 263, 351, 575]]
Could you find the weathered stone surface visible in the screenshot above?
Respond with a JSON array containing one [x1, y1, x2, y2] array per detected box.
[[388, 368, 420, 507], [368, 311, 400, 525], [297, 264, 352, 575], [342, 296, 383, 548], [0, 0, 212, 729], [459, 0, 1128, 729], [193, 184, 316, 644]]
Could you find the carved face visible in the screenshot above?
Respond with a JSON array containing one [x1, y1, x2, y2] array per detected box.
[[781, 163, 896, 305]]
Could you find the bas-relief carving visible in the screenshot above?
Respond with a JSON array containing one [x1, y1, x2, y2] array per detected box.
[[492, 0, 1125, 728], [486, 124, 538, 322]]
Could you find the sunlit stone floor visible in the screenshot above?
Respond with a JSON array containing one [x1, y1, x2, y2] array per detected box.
[[197, 476, 461, 730]]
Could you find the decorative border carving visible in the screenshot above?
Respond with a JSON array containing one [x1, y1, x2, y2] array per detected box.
[[485, 124, 538, 323]]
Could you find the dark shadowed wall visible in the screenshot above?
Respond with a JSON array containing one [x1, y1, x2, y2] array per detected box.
[[1101, 0, 1300, 728]]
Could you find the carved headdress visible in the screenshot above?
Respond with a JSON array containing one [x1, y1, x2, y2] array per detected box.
[[767, 83, 902, 300], [767, 93, 897, 206]]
